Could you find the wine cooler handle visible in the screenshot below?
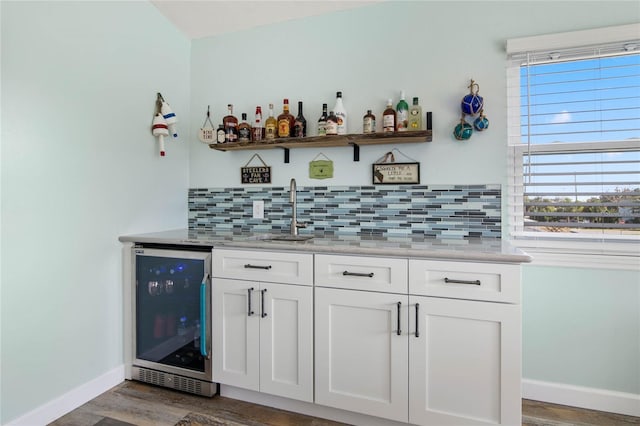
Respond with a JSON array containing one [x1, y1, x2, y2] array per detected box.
[[261, 289, 268, 318], [248, 287, 255, 316], [397, 301, 402, 336], [199, 274, 209, 358]]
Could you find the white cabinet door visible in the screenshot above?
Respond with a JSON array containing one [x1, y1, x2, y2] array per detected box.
[[409, 296, 521, 426], [315, 287, 409, 423], [212, 278, 260, 391], [259, 282, 313, 402]]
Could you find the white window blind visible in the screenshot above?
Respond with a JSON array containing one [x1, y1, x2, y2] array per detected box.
[[507, 25, 640, 246]]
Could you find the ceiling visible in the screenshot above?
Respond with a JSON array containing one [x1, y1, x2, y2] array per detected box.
[[150, 0, 381, 40]]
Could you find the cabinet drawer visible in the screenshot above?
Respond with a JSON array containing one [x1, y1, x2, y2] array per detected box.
[[409, 260, 520, 303], [315, 254, 407, 293], [213, 249, 313, 285]]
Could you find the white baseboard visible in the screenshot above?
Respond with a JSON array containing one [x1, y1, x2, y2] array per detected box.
[[6, 365, 125, 426], [523, 378, 640, 417]]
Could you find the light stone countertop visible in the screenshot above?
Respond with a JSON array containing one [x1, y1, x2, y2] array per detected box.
[[119, 229, 532, 264]]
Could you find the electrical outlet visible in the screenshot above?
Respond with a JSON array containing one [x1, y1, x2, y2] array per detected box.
[[253, 200, 264, 219]]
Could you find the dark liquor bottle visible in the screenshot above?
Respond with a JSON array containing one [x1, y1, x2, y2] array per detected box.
[[216, 124, 226, 144], [325, 110, 338, 135], [317, 103, 328, 136], [223, 104, 238, 142], [277, 98, 295, 138], [238, 113, 252, 142], [383, 99, 396, 133], [293, 101, 307, 138]]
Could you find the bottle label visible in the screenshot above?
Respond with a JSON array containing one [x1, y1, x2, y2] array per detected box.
[[278, 119, 290, 137], [252, 127, 263, 141], [293, 120, 305, 137], [225, 125, 237, 142], [325, 120, 338, 135], [383, 114, 395, 131], [396, 110, 409, 131], [317, 120, 327, 136], [335, 112, 346, 135], [217, 129, 226, 143], [238, 127, 251, 141], [265, 123, 276, 140], [363, 117, 375, 133]]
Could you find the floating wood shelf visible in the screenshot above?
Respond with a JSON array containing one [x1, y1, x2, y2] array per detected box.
[[208, 130, 432, 163]]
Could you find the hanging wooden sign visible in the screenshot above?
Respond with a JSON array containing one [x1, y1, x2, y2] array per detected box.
[[372, 150, 420, 184], [309, 152, 334, 179], [241, 153, 272, 184]]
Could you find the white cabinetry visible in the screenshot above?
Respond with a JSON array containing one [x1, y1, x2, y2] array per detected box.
[[212, 249, 313, 402], [314, 254, 522, 426]]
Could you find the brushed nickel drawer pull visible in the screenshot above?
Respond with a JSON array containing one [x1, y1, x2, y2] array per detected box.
[[444, 277, 481, 286], [343, 271, 374, 278], [244, 264, 272, 270]]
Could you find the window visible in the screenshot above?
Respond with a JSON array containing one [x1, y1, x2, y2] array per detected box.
[[506, 25, 640, 255]]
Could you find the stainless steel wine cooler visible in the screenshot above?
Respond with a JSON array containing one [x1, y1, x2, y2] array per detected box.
[[130, 246, 217, 396]]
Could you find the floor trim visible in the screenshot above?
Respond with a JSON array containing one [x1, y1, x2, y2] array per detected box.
[[523, 378, 640, 417], [6, 365, 125, 426]]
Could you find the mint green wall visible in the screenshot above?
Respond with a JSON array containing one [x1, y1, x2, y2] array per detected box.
[[1, 1, 190, 423], [189, 0, 640, 397], [523, 265, 640, 394]]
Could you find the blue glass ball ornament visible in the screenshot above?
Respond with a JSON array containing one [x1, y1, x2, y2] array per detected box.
[[474, 114, 490, 131], [453, 121, 473, 140], [461, 93, 484, 115]]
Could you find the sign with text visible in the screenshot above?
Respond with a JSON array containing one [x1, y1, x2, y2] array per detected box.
[[372, 162, 420, 185], [241, 166, 271, 184]]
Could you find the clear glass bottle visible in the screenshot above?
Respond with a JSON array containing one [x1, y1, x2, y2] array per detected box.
[[223, 104, 238, 142], [333, 91, 347, 135], [325, 110, 338, 135], [363, 110, 376, 134], [396, 90, 409, 132], [383, 99, 396, 133], [277, 98, 295, 138], [317, 103, 328, 136], [265, 103, 277, 140], [238, 113, 252, 142], [408, 97, 423, 131], [293, 101, 307, 138], [253, 106, 264, 141]]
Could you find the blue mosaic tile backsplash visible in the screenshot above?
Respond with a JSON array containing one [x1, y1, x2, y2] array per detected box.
[[188, 185, 501, 239]]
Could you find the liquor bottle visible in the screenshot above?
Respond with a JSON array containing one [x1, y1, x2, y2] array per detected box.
[[333, 91, 347, 135], [277, 98, 295, 138], [317, 103, 328, 136], [408, 97, 423, 131], [383, 99, 396, 133], [293, 101, 307, 137], [238, 113, 252, 142], [325, 110, 338, 135], [265, 103, 277, 140], [363, 110, 376, 134], [223, 104, 238, 143], [252, 106, 264, 141], [216, 124, 226, 144], [396, 90, 409, 132]]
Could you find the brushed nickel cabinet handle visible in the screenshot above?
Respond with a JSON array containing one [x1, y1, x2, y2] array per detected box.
[[444, 277, 481, 286]]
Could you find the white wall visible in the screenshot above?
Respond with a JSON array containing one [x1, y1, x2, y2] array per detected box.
[[188, 0, 640, 408], [1, 1, 190, 423]]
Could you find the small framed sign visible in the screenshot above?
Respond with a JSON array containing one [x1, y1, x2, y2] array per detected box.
[[372, 162, 420, 184], [241, 153, 272, 184]]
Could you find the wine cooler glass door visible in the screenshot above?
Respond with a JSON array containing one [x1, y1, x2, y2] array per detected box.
[[134, 249, 211, 379]]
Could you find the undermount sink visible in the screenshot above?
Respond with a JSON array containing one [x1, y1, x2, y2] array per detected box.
[[253, 234, 314, 242]]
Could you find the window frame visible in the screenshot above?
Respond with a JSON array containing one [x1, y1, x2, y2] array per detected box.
[[505, 24, 640, 268]]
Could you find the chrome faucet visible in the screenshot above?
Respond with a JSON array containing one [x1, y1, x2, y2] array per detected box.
[[289, 178, 306, 236]]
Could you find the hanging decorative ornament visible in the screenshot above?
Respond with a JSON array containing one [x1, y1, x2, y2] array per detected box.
[[453, 115, 473, 140], [152, 113, 169, 156], [198, 105, 216, 144], [461, 79, 484, 115], [473, 110, 490, 131], [158, 92, 178, 138]]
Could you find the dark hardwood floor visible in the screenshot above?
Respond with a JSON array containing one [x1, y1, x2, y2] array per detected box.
[[49, 380, 639, 426]]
